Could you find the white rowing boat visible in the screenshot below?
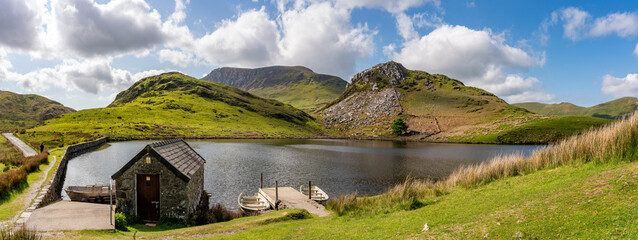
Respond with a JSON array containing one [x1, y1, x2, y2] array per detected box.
[[238, 192, 270, 214], [299, 185, 329, 203]]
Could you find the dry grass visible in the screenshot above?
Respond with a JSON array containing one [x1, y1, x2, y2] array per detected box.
[[328, 111, 638, 215], [0, 223, 41, 240]]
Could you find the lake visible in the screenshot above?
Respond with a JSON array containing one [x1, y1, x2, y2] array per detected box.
[[62, 139, 542, 209]]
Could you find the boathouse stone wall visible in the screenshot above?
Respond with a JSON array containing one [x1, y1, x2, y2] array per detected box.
[[38, 137, 108, 208], [114, 152, 203, 220]]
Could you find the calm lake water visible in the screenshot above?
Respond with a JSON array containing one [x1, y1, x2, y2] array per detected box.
[[62, 139, 542, 208]]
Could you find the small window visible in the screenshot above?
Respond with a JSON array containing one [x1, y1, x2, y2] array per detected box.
[[146, 176, 151, 186], [145, 156, 151, 164]]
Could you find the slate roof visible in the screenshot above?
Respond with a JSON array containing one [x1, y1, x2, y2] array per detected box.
[[111, 139, 206, 182]]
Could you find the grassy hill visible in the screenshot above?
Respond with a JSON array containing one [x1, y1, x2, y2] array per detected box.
[[56, 111, 638, 239], [514, 97, 637, 119], [25, 72, 327, 149], [319, 61, 611, 143], [0, 91, 75, 130], [202, 66, 347, 112]]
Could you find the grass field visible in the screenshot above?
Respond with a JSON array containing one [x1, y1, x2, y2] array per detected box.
[[514, 97, 637, 119]]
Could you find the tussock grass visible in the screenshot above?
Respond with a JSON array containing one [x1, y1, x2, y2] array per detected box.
[[328, 112, 638, 215], [0, 223, 40, 240]]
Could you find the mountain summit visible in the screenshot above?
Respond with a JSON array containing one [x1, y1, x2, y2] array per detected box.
[[202, 66, 347, 111]]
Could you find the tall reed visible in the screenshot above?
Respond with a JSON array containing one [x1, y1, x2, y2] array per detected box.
[[327, 111, 638, 215]]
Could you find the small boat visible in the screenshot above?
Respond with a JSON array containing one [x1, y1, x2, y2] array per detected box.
[[238, 192, 270, 214], [299, 185, 329, 203], [65, 185, 112, 203]]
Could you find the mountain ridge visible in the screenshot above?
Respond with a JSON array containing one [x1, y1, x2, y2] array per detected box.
[[513, 97, 637, 119], [0, 90, 75, 130], [202, 66, 347, 111]]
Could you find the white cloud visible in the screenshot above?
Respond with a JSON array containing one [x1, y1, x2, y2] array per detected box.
[[159, 49, 196, 67], [6, 58, 166, 94], [560, 7, 590, 41], [557, 8, 638, 41], [331, 0, 439, 14], [602, 73, 638, 97], [194, 2, 375, 79], [196, 8, 279, 68], [51, 0, 165, 57], [396, 13, 418, 40], [590, 12, 638, 37], [388, 24, 551, 102], [634, 42, 638, 57], [0, 0, 44, 50], [277, 2, 375, 78]]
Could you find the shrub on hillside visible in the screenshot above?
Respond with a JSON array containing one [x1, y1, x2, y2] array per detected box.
[[391, 118, 408, 135]]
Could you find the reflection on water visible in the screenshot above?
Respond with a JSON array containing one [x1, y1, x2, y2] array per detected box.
[[63, 139, 541, 209]]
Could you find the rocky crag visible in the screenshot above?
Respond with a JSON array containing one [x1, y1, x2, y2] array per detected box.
[[320, 61, 532, 139]]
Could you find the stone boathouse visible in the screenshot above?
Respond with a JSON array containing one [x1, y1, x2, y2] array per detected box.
[[111, 139, 205, 222]]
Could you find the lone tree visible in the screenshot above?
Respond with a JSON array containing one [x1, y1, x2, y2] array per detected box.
[[391, 118, 408, 135]]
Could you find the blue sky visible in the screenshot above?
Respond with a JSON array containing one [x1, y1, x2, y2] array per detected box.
[[0, 0, 637, 110]]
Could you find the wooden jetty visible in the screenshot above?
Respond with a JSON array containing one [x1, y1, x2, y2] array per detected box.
[[259, 187, 330, 217]]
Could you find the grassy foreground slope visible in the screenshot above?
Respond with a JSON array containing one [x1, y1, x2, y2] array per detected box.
[[57, 113, 638, 239], [26, 72, 326, 148], [514, 97, 637, 119], [0, 91, 75, 130], [202, 66, 347, 112]]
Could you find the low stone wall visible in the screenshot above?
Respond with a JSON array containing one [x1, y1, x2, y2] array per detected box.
[[38, 137, 109, 208]]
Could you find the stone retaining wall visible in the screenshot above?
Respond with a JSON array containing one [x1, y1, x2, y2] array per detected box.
[[38, 137, 109, 208]]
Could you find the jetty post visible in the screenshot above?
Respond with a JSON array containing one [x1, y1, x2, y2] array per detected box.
[[275, 181, 279, 210], [260, 172, 263, 188], [308, 181, 312, 199]]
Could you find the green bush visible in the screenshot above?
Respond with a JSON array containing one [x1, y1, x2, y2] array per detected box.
[[114, 212, 128, 231], [391, 118, 408, 135]]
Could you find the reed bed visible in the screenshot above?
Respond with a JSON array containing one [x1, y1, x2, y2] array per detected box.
[[327, 112, 638, 215]]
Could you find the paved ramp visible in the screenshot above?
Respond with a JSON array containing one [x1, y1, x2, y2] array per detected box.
[[2, 133, 37, 157], [260, 187, 330, 217], [26, 201, 113, 231]]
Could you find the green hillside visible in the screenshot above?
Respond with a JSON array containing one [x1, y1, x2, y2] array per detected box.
[[0, 90, 75, 130], [514, 97, 637, 119], [26, 72, 326, 148], [202, 66, 347, 112], [319, 61, 613, 144]]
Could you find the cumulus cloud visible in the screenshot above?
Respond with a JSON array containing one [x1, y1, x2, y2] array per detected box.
[[159, 49, 196, 67], [388, 24, 552, 102], [590, 12, 638, 37], [0, 0, 44, 50], [195, 2, 375, 79], [196, 8, 279, 68], [557, 7, 638, 40], [602, 73, 638, 97], [634, 42, 638, 57], [51, 0, 165, 57], [276, 2, 375, 77], [6, 58, 166, 93]]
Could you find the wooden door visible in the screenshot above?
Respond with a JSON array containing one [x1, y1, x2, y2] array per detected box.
[[137, 174, 160, 221]]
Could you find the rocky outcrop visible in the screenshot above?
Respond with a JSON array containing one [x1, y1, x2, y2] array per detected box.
[[320, 61, 409, 135]]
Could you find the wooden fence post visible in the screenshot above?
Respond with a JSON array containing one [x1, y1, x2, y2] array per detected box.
[[275, 180, 279, 210]]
